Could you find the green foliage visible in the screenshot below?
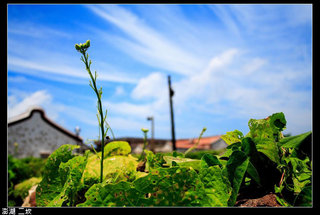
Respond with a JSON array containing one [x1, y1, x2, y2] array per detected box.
[[103, 141, 131, 158], [8, 155, 46, 206], [221, 130, 243, 145], [275, 131, 312, 206], [225, 151, 250, 206], [78, 167, 207, 207], [163, 156, 202, 171], [199, 166, 232, 206], [247, 112, 286, 143], [184, 149, 221, 160], [36, 112, 311, 207], [36, 144, 84, 206], [200, 153, 222, 169]]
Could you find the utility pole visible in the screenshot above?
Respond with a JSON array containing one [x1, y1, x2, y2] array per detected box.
[[147, 116, 154, 140], [168, 75, 176, 151]]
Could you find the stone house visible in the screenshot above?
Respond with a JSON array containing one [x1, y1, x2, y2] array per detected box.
[[8, 106, 89, 158]]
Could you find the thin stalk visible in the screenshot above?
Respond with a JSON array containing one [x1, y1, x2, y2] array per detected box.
[[85, 59, 104, 183], [139, 128, 149, 161], [77, 42, 105, 183], [184, 127, 207, 157]]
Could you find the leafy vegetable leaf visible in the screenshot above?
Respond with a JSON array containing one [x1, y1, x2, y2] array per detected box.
[[279, 131, 311, 149], [103, 141, 131, 158], [36, 144, 81, 206], [246, 161, 261, 186], [200, 153, 222, 168], [221, 130, 243, 145], [163, 156, 201, 171], [82, 154, 139, 185], [224, 151, 249, 206], [256, 140, 280, 164], [79, 167, 207, 207], [241, 137, 257, 157], [199, 166, 231, 206], [247, 112, 286, 143], [48, 154, 89, 206]]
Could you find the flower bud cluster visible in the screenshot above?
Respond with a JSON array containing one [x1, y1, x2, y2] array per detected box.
[[75, 40, 91, 52]]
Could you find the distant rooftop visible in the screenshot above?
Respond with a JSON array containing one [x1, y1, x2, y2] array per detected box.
[[175, 135, 222, 150]]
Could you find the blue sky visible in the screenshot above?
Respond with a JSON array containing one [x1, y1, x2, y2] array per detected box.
[[7, 4, 312, 144]]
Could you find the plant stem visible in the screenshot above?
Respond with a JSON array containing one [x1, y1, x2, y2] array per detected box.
[[80, 51, 105, 183], [184, 127, 207, 157], [139, 129, 149, 161], [279, 169, 286, 187]]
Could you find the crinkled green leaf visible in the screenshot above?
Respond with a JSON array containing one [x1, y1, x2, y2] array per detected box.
[[221, 130, 243, 145], [144, 150, 163, 172], [78, 167, 206, 207], [241, 137, 257, 157], [279, 131, 311, 149], [163, 156, 201, 171], [256, 140, 280, 164], [36, 144, 81, 206], [269, 112, 286, 133], [199, 166, 231, 206], [219, 142, 242, 159], [284, 156, 311, 193], [103, 141, 131, 158], [247, 112, 286, 144], [225, 151, 249, 206], [48, 154, 89, 206], [82, 154, 139, 185], [200, 153, 222, 168]]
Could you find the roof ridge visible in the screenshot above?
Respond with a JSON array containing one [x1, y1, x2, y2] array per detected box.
[[8, 106, 82, 142]]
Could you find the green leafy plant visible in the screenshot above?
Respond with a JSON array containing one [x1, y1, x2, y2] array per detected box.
[[8, 155, 47, 206], [34, 112, 311, 207]]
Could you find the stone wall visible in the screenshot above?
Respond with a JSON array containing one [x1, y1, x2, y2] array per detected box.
[[8, 112, 80, 158]]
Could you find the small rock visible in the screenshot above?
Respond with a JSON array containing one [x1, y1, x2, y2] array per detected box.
[[22, 184, 37, 207]]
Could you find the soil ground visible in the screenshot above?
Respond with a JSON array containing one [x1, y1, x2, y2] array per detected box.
[[235, 193, 281, 207]]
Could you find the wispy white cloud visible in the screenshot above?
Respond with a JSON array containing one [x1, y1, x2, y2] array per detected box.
[[8, 21, 72, 39], [8, 90, 54, 119], [8, 54, 139, 84], [7, 19, 140, 85], [86, 4, 206, 76], [174, 48, 239, 106], [209, 5, 242, 38], [242, 58, 267, 75], [131, 72, 167, 100]]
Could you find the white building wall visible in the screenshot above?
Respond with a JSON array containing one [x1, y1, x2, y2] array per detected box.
[[8, 112, 79, 158]]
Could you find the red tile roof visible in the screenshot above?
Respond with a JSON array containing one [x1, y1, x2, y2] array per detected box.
[[175, 135, 222, 150]]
